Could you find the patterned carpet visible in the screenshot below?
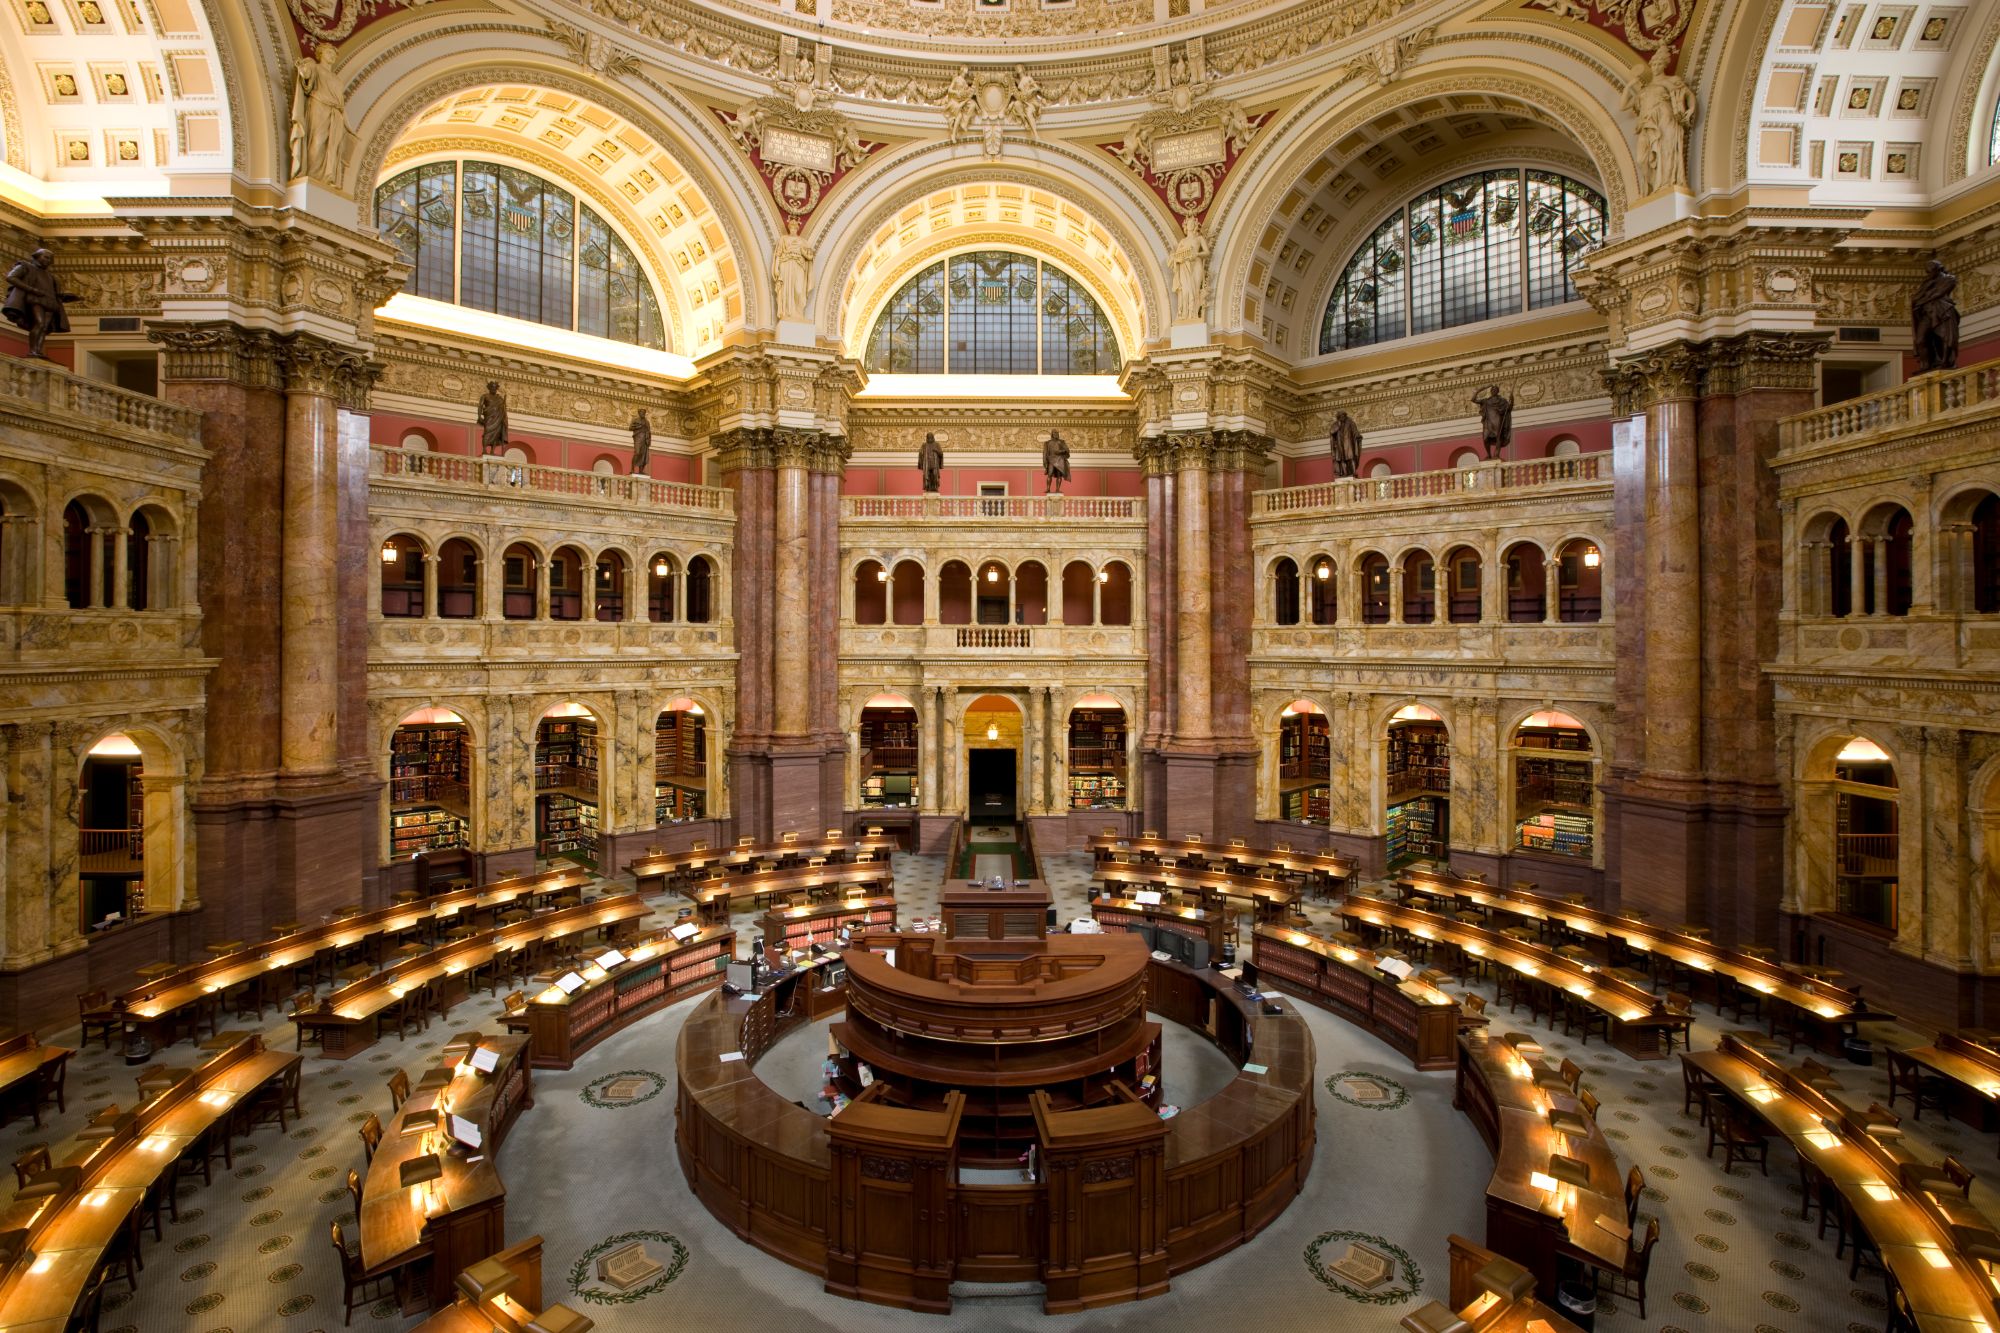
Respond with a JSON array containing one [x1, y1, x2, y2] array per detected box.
[[15, 851, 1972, 1332]]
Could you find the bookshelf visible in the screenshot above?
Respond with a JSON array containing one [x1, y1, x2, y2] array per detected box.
[[1278, 710, 1330, 823], [1067, 707, 1128, 810], [1511, 719, 1594, 859], [536, 716, 600, 865], [860, 706, 919, 809], [655, 709, 707, 824], [389, 724, 469, 856], [1385, 721, 1450, 800], [1385, 796, 1444, 865]]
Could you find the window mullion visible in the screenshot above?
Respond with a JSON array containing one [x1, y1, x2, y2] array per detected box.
[[451, 162, 463, 307]]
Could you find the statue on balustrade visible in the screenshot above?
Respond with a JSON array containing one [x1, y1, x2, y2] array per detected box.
[[476, 381, 510, 454], [918, 431, 945, 493], [2, 248, 77, 360], [1471, 384, 1513, 460], [630, 407, 653, 475], [1912, 259, 1960, 374], [1328, 409, 1363, 478], [1043, 429, 1071, 494]]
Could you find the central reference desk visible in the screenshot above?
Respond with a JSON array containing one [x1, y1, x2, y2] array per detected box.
[[1251, 924, 1462, 1069], [523, 924, 734, 1068]]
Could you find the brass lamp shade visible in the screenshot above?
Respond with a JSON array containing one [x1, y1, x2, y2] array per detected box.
[[1473, 1255, 1536, 1303], [1546, 1152, 1593, 1188], [453, 1255, 517, 1304], [399, 1154, 443, 1189]]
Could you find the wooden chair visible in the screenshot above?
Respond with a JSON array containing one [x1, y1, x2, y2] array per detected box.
[[77, 991, 119, 1050], [358, 1113, 382, 1165], [1885, 1049, 1950, 1120], [66, 1266, 107, 1333], [332, 1219, 401, 1326], [501, 991, 531, 1035], [1943, 1156, 1975, 1199], [1624, 1164, 1646, 1226], [1595, 1214, 1658, 1318], [1559, 1058, 1583, 1094], [345, 1167, 364, 1223], [386, 1069, 410, 1111], [240, 1060, 303, 1134], [1707, 1099, 1770, 1175], [35, 1052, 67, 1122], [12, 1145, 49, 1190], [1563, 990, 1612, 1045], [1579, 1088, 1601, 1122], [291, 992, 323, 1052], [1658, 992, 1696, 1054], [100, 1208, 142, 1292]]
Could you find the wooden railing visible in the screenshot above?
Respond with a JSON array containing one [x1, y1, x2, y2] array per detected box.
[[0, 359, 204, 443], [1780, 359, 2000, 453], [372, 447, 733, 513], [1252, 452, 1605, 517], [78, 828, 139, 858], [844, 495, 1141, 520]]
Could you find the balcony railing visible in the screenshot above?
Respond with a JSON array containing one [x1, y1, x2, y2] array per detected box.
[[1780, 360, 2000, 453], [844, 495, 1141, 520], [373, 447, 733, 514], [0, 359, 203, 444], [1253, 453, 1605, 517], [956, 626, 1033, 648]]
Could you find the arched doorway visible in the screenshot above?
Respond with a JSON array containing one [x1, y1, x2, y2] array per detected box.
[[1067, 693, 1128, 810], [535, 702, 603, 866], [77, 728, 187, 927], [1278, 699, 1329, 824], [1510, 710, 1595, 861], [655, 698, 708, 822], [1830, 737, 1899, 928], [965, 694, 1022, 821], [388, 706, 472, 861], [858, 693, 919, 809], [1385, 704, 1449, 867]]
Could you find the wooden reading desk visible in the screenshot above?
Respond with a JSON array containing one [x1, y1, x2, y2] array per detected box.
[[294, 895, 647, 1056], [1093, 863, 1301, 921], [762, 895, 896, 954], [523, 924, 735, 1069], [1251, 924, 1463, 1069], [1091, 896, 1229, 957], [0, 1037, 70, 1130], [1897, 1033, 2000, 1130], [1086, 833, 1355, 892], [629, 832, 897, 895], [1690, 1033, 2000, 1330], [0, 1034, 297, 1332], [684, 862, 895, 924], [359, 1033, 532, 1313], [1338, 896, 1672, 1059]]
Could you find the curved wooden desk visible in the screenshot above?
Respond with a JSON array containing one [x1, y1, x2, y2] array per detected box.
[[1086, 833, 1355, 890], [1251, 924, 1463, 1070], [358, 1034, 532, 1312], [629, 833, 898, 894], [675, 953, 1314, 1314], [683, 862, 895, 923], [523, 925, 733, 1069]]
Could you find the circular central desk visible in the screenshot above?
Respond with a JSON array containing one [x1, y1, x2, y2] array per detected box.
[[674, 934, 1315, 1314]]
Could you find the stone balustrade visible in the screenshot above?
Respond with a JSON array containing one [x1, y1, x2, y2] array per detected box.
[[1778, 359, 2000, 456], [371, 447, 734, 514], [842, 494, 1142, 521], [0, 358, 205, 445], [841, 623, 1142, 656], [1252, 453, 1605, 517]]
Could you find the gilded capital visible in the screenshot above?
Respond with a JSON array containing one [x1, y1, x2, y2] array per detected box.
[[709, 427, 776, 475], [146, 320, 283, 389]]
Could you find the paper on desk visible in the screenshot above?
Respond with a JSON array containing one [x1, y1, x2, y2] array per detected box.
[[720, 1051, 744, 1063], [1243, 1063, 1268, 1075]]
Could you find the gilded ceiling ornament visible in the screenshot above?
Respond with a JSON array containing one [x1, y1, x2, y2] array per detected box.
[[1100, 48, 1267, 227], [942, 67, 1049, 160], [546, 18, 643, 78], [285, 0, 437, 54], [1342, 25, 1435, 87], [719, 42, 878, 224], [1524, 0, 1696, 72]]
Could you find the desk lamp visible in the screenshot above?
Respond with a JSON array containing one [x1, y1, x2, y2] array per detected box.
[[1397, 1300, 1472, 1333], [525, 1305, 595, 1333]]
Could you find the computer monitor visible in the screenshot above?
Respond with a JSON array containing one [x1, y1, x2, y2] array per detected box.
[[1179, 935, 1212, 970], [725, 960, 755, 992], [450, 1114, 482, 1150], [1239, 962, 1260, 991]]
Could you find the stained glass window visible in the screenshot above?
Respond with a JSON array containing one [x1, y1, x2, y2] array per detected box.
[[864, 250, 1120, 375], [374, 161, 665, 351], [1320, 169, 1604, 353], [1991, 96, 2000, 164]]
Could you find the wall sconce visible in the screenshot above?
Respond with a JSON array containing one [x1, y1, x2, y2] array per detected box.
[[1315, 562, 1331, 581], [986, 723, 1000, 741], [380, 541, 400, 564], [876, 568, 889, 582], [1582, 545, 1601, 568], [985, 568, 1000, 583], [653, 557, 670, 577], [1096, 569, 1109, 583]]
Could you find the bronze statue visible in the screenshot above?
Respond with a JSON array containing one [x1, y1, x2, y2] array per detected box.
[[918, 431, 944, 493], [1328, 410, 1363, 479], [629, 407, 653, 475], [476, 381, 509, 454], [1472, 384, 1513, 460], [1042, 429, 1071, 494], [2, 248, 77, 361], [1912, 259, 1960, 375]]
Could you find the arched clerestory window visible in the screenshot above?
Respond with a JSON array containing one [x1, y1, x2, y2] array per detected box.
[[864, 251, 1121, 374]]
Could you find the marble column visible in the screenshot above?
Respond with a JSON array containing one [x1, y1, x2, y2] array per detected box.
[[279, 341, 346, 780], [1389, 563, 1405, 623], [1172, 433, 1212, 742], [772, 431, 814, 737], [2, 724, 52, 969], [422, 553, 439, 619], [1640, 346, 1704, 781], [1542, 558, 1563, 624], [110, 527, 129, 610]]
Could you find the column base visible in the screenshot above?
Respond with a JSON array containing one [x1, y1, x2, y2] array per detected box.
[[729, 740, 835, 841], [195, 776, 377, 941], [1605, 777, 1786, 941], [1138, 746, 1259, 843]]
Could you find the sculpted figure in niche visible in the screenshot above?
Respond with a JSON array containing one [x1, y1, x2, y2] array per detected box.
[[1911, 259, 1959, 374], [918, 431, 945, 493], [630, 407, 653, 476], [774, 225, 814, 323], [1328, 409, 1363, 479], [1621, 52, 1695, 194], [944, 67, 976, 141], [1471, 385, 1513, 460], [1043, 430, 1071, 494], [1009, 65, 1046, 136], [476, 381, 510, 454], [289, 45, 352, 183], [1170, 216, 1211, 322], [2, 248, 77, 360]]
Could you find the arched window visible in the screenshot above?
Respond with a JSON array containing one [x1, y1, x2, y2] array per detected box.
[[1358, 552, 1390, 624], [440, 539, 479, 618], [1320, 169, 1606, 352], [1273, 558, 1300, 625], [1306, 554, 1336, 625], [647, 552, 679, 623], [685, 556, 714, 623], [1100, 562, 1132, 625], [380, 533, 426, 617], [1016, 561, 1049, 625], [1444, 545, 1481, 623], [375, 161, 666, 350], [890, 560, 925, 625], [864, 250, 1120, 375], [549, 545, 586, 621], [593, 550, 628, 622], [1402, 550, 1435, 623], [854, 559, 888, 625]]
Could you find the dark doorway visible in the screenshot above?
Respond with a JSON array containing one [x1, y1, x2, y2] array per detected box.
[[968, 749, 1017, 820]]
